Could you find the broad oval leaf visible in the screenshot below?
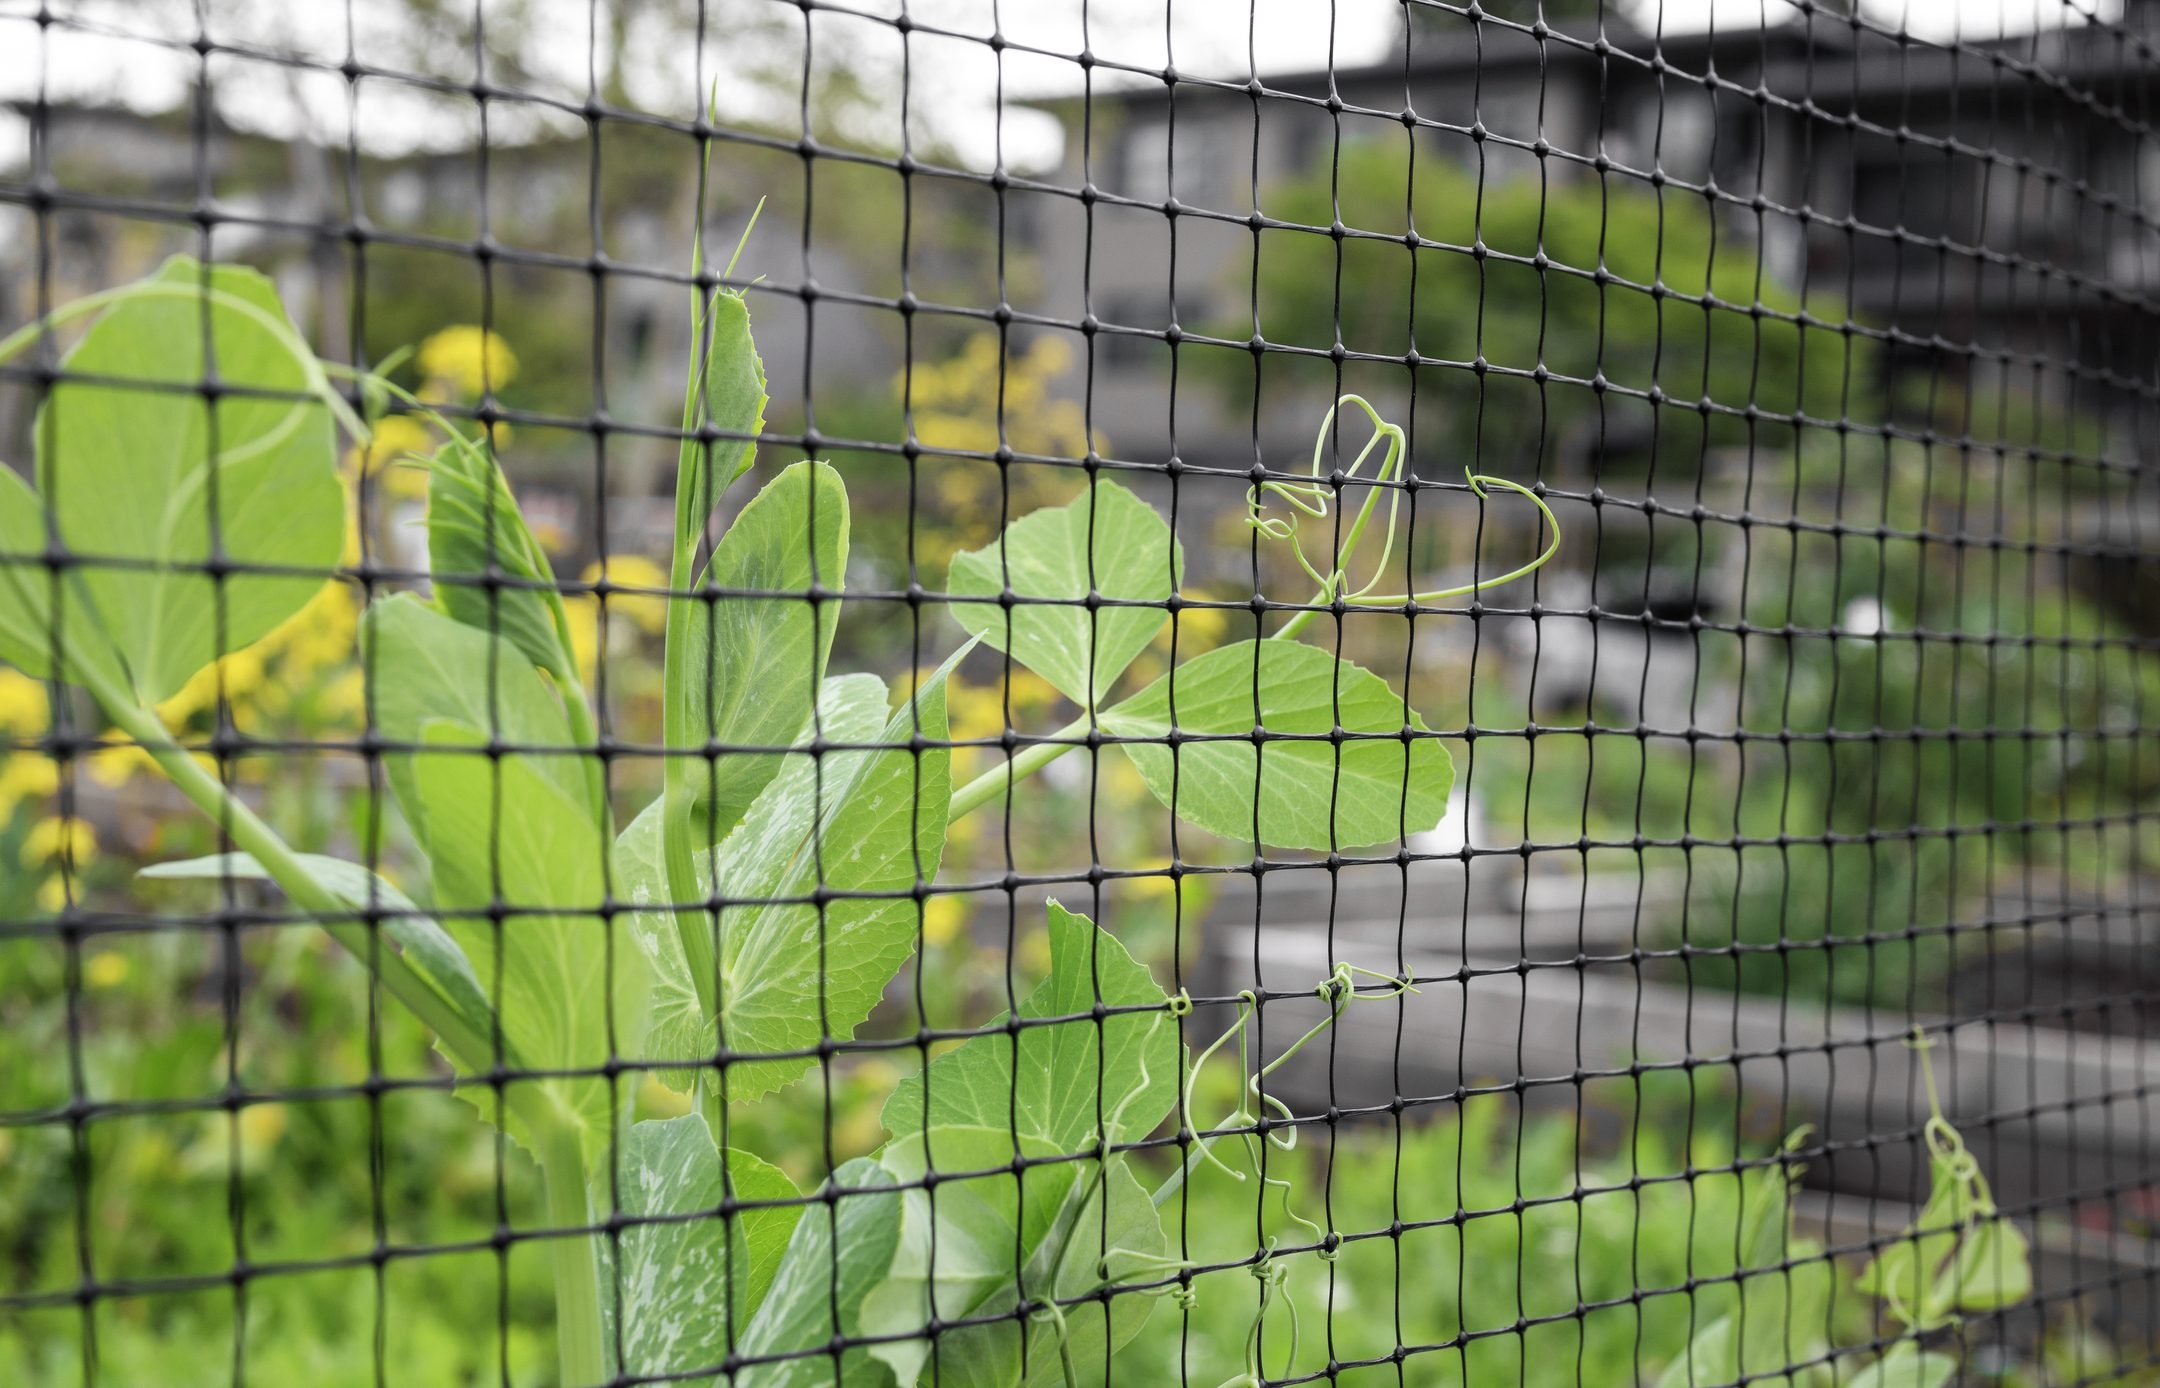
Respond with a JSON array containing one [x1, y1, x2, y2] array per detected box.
[[611, 1115, 804, 1387], [413, 721, 649, 1168], [883, 901, 1180, 1157], [361, 593, 588, 827], [1100, 639, 1452, 850], [424, 436, 575, 687], [1946, 1217, 2031, 1314], [0, 463, 128, 690], [677, 290, 769, 553], [34, 257, 344, 704], [140, 851, 490, 1036], [946, 478, 1182, 709], [683, 459, 849, 840], [863, 1124, 1167, 1388], [732, 1157, 899, 1388], [1653, 1314, 1736, 1388], [1837, 1342, 1957, 1388], [623, 659, 954, 1101], [622, 672, 889, 1092]]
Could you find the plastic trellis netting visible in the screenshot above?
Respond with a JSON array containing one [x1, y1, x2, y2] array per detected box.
[[2, 0, 2158, 1384]]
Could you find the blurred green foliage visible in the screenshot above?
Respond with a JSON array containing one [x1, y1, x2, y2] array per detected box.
[[0, 920, 1832, 1388], [1202, 141, 1866, 477]]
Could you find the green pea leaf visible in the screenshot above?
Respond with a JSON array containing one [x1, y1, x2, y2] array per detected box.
[[623, 659, 953, 1101], [1100, 639, 1452, 850], [1945, 1216, 2031, 1314], [412, 721, 648, 1168], [360, 593, 587, 828], [610, 1115, 804, 1387], [682, 460, 849, 841], [946, 478, 1182, 708], [423, 435, 576, 688], [677, 291, 768, 557], [882, 901, 1180, 1157], [139, 851, 489, 1036], [33, 256, 344, 705], [1858, 1146, 1987, 1331], [622, 672, 888, 1092], [862, 1124, 1167, 1388], [1838, 1341, 1957, 1388], [1654, 1315, 1737, 1388], [1655, 1152, 1832, 1388], [0, 464, 127, 690], [732, 1157, 899, 1388]]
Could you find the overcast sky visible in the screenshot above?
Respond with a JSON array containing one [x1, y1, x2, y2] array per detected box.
[[0, 0, 2122, 172]]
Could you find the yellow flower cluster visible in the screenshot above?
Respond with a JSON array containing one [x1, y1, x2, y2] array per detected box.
[[20, 812, 96, 910], [0, 668, 44, 734], [348, 414, 434, 503], [418, 325, 519, 400], [21, 814, 94, 869], [580, 555, 671, 636], [895, 334, 1111, 572], [907, 333, 1098, 470], [562, 554, 672, 687], [155, 580, 363, 730], [0, 670, 55, 820]]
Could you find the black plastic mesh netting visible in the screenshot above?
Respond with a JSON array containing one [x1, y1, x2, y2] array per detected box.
[[2, 1, 2157, 1385]]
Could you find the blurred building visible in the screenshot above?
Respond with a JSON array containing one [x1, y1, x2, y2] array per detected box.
[[1025, 11, 2160, 467]]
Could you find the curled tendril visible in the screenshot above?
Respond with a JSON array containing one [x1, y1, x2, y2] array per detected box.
[[1907, 1027, 1991, 1207], [1028, 1298, 1083, 1388], [1247, 393, 1563, 630], [1093, 960, 1424, 1382]]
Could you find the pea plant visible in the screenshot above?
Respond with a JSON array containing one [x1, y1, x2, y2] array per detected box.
[[0, 251, 2028, 1388], [0, 247, 1522, 1385], [1654, 1036, 2034, 1388]]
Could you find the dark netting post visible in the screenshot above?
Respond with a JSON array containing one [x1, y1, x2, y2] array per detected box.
[[0, 1, 2156, 1385]]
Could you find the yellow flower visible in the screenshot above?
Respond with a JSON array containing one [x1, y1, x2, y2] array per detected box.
[[266, 582, 360, 676], [237, 1103, 288, 1155], [318, 669, 367, 722], [36, 876, 70, 912], [1016, 924, 1052, 979], [581, 555, 670, 636], [563, 594, 601, 685], [921, 894, 970, 947], [0, 670, 48, 736], [1105, 754, 1154, 808], [530, 516, 570, 557], [381, 460, 432, 503], [945, 678, 1009, 746], [155, 646, 268, 727], [84, 737, 159, 789], [419, 325, 519, 399], [84, 950, 129, 989], [352, 413, 433, 477], [23, 815, 95, 869], [637, 1073, 694, 1119], [1004, 670, 1065, 718], [0, 753, 60, 812], [1161, 600, 1231, 653], [1126, 871, 1177, 902]]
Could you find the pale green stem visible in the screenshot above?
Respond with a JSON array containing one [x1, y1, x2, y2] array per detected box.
[[92, 683, 495, 1072], [658, 197, 764, 1028], [537, 1115, 608, 1388], [662, 299, 720, 1024], [945, 711, 1095, 822]]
